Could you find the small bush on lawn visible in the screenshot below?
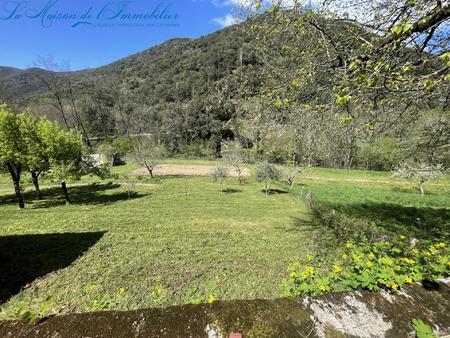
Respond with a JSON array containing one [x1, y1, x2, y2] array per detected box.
[[282, 237, 449, 297]]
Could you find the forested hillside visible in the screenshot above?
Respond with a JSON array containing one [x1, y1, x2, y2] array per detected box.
[[0, 15, 448, 169]]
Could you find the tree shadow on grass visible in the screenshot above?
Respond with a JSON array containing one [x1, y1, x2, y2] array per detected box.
[[222, 188, 242, 194], [0, 182, 148, 208], [260, 189, 289, 195], [322, 201, 450, 241], [0, 231, 105, 304], [283, 217, 318, 232]]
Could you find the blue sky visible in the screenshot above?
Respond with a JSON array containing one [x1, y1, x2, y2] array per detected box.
[[0, 0, 240, 70]]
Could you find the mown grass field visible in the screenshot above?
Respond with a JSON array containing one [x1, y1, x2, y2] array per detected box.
[[0, 161, 449, 318]]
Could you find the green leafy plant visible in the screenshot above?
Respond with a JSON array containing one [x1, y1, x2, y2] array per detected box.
[[411, 319, 437, 338], [13, 296, 54, 324], [182, 277, 222, 304], [282, 237, 450, 297], [84, 286, 128, 312]]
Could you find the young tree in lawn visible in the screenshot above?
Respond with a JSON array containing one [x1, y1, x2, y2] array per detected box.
[[255, 161, 281, 196], [0, 105, 28, 208], [394, 162, 445, 196], [222, 141, 245, 184], [210, 165, 229, 192], [130, 138, 164, 178], [284, 165, 303, 190]]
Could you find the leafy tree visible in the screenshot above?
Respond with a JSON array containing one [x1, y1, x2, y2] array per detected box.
[[130, 139, 164, 178], [45, 127, 84, 205], [0, 105, 27, 208], [21, 114, 56, 199], [210, 165, 229, 192], [394, 162, 445, 196], [255, 161, 281, 196]]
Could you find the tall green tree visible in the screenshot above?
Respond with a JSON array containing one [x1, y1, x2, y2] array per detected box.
[[0, 104, 27, 208]]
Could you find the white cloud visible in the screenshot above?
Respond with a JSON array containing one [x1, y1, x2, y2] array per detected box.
[[212, 13, 240, 27]]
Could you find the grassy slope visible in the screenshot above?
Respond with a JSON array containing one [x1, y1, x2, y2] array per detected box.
[[0, 162, 448, 318], [0, 170, 312, 317]]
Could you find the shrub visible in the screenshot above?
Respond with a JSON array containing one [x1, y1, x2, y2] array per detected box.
[[255, 161, 281, 196], [210, 165, 228, 192], [282, 237, 450, 297]]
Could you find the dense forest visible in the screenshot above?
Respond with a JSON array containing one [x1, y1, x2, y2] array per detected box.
[[0, 13, 448, 170]]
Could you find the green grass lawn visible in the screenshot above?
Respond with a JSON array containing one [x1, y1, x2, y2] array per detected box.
[[0, 162, 448, 319], [0, 171, 313, 318]]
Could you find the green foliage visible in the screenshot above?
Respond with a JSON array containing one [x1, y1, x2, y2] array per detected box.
[[47, 129, 84, 182], [12, 296, 54, 324], [255, 161, 281, 194], [358, 137, 406, 170], [84, 287, 128, 312], [282, 238, 449, 297], [0, 104, 23, 166], [210, 164, 229, 191], [97, 137, 134, 165], [411, 319, 437, 338], [182, 277, 223, 304]]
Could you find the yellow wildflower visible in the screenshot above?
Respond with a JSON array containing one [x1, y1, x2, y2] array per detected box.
[[306, 254, 313, 262], [380, 257, 393, 266], [306, 266, 315, 275], [151, 286, 162, 297], [333, 265, 342, 273], [366, 261, 373, 268], [290, 272, 297, 279], [118, 287, 126, 295], [319, 284, 327, 292], [402, 258, 415, 265], [434, 242, 447, 249], [301, 272, 309, 280], [405, 277, 413, 284], [391, 283, 398, 291], [411, 248, 419, 255], [207, 295, 216, 304], [400, 235, 406, 240]]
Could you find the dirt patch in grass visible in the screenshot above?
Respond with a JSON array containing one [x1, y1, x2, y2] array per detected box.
[[130, 164, 251, 177]]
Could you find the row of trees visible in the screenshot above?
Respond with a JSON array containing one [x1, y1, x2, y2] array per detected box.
[[0, 104, 85, 208]]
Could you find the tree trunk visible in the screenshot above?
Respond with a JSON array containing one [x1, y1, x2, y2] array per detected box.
[[419, 181, 425, 196], [7, 163, 24, 209], [61, 181, 71, 205], [31, 171, 42, 200], [143, 163, 154, 178]]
